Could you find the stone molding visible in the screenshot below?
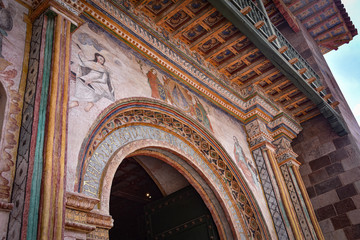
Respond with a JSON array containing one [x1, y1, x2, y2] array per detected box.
[[0, 200, 14, 212], [66, 192, 100, 211], [65, 191, 113, 235]]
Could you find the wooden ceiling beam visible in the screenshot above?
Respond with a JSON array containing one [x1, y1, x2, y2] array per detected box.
[[263, 76, 289, 93], [283, 94, 307, 108], [217, 45, 257, 70], [292, 0, 323, 17], [273, 85, 299, 101], [291, 100, 314, 116], [189, 21, 232, 50], [303, 4, 335, 29], [273, 0, 300, 32], [204, 33, 246, 60], [135, 0, 152, 9], [318, 33, 351, 45], [298, 108, 321, 122], [243, 67, 280, 87], [172, 5, 216, 37], [313, 22, 345, 40], [286, 0, 302, 9], [314, 22, 347, 42], [307, 13, 339, 33], [230, 57, 268, 82], [155, 0, 193, 25], [301, 2, 336, 22]]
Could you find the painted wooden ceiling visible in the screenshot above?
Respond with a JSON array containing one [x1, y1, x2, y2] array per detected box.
[[128, 0, 337, 123], [275, 0, 357, 54]]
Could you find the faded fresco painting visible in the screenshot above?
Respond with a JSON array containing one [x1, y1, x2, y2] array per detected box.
[[233, 136, 260, 188], [70, 50, 115, 112], [66, 21, 274, 230], [0, 0, 27, 84], [67, 22, 266, 196], [0, 0, 28, 198], [69, 22, 212, 131], [67, 22, 214, 188], [144, 66, 213, 131]]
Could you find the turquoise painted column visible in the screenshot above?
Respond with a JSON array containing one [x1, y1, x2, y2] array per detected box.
[[26, 11, 55, 240]]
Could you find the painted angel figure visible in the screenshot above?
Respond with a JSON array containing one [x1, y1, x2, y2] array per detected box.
[[70, 52, 115, 112]]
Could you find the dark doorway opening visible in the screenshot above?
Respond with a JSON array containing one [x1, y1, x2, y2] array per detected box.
[[109, 156, 219, 240]]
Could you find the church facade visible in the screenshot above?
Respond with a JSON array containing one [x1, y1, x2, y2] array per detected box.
[[0, 0, 359, 239]]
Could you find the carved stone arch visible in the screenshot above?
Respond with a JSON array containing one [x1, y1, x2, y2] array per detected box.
[[76, 98, 271, 240]]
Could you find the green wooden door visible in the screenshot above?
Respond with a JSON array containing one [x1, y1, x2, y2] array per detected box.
[[144, 186, 220, 240]]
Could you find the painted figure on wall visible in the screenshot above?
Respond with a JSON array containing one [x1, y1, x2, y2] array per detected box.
[[233, 136, 259, 187], [146, 68, 166, 100], [70, 51, 115, 112], [144, 66, 213, 132], [194, 96, 212, 131], [0, 0, 12, 59], [163, 75, 194, 115]]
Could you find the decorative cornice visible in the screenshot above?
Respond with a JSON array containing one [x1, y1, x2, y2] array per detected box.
[[87, 211, 113, 229], [65, 220, 96, 233], [66, 192, 99, 212], [65, 192, 112, 234]]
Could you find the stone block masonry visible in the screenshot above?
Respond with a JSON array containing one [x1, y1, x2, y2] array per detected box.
[[292, 115, 360, 240]]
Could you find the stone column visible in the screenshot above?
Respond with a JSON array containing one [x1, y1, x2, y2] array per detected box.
[[245, 118, 303, 239], [273, 136, 324, 240], [7, 1, 82, 239]]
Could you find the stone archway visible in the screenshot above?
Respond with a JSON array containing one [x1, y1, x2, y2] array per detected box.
[[108, 154, 222, 240], [74, 98, 270, 240]]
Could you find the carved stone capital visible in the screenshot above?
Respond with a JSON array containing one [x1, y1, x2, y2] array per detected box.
[[30, 0, 84, 26], [272, 136, 299, 165], [245, 119, 274, 148]]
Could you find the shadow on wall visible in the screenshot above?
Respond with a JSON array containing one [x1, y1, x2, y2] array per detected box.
[[0, 81, 6, 141]]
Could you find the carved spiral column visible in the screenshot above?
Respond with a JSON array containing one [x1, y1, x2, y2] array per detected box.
[[245, 118, 303, 240], [273, 136, 324, 240]]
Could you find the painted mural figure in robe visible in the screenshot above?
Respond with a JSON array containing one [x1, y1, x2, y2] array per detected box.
[[70, 52, 115, 112], [146, 68, 167, 100], [233, 136, 259, 187]]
